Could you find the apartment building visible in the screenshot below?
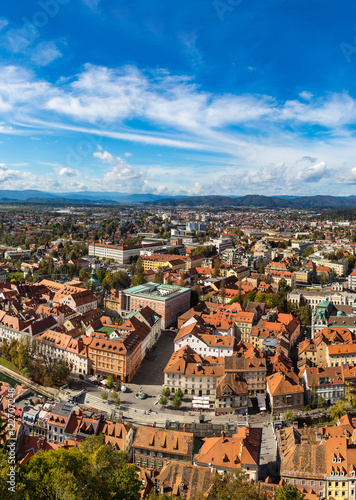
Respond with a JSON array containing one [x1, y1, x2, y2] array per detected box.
[[164, 345, 224, 400], [234, 311, 255, 341], [37, 330, 89, 375], [303, 366, 344, 405], [349, 268, 356, 291], [89, 242, 167, 264], [174, 318, 235, 357], [87, 332, 142, 382], [224, 350, 267, 396], [267, 371, 304, 414]]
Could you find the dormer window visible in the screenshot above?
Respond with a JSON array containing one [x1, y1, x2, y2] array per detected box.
[[331, 471, 334, 476], [351, 471, 355, 477], [338, 458, 342, 463], [333, 457, 337, 463]]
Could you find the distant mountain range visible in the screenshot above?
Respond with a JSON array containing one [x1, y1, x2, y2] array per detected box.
[[0, 190, 356, 209], [145, 194, 356, 209], [0, 190, 176, 204]]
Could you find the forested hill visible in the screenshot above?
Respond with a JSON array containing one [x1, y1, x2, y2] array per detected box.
[[146, 194, 356, 209]]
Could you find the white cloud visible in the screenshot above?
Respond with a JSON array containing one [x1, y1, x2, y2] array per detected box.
[[58, 167, 78, 177], [297, 160, 327, 183], [5, 25, 39, 53], [336, 167, 356, 185], [31, 41, 62, 66], [93, 147, 144, 191]]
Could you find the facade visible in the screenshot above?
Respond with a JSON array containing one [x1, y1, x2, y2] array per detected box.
[[87, 332, 142, 382], [224, 351, 267, 396], [349, 269, 356, 291], [303, 366, 345, 405], [215, 373, 248, 412], [88, 242, 165, 264], [234, 312, 255, 342], [164, 345, 224, 400], [266, 371, 304, 413], [174, 319, 235, 357]]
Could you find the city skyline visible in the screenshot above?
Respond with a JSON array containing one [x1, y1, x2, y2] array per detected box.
[[0, 1, 356, 196]]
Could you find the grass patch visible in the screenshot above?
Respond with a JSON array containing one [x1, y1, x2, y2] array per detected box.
[[0, 356, 21, 374]]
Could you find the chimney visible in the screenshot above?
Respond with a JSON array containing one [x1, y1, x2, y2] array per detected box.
[[152, 421, 156, 428], [183, 423, 186, 432], [221, 430, 226, 438]]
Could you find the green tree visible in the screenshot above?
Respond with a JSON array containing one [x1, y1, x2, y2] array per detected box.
[[317, 395, 325, 408], [159, 396, 168, 406], [162, 387, 170, 397], [176, 388, 183, 398], [330, 398, 348, 422], [13, 434, 141, 500], [106, 375, 114, 388], [102, 391, 109, 401], [155, 268, 164, 284], [172, 395, 182, 409], [302, 247, 314, 258], [208, 470, 267, 500], [285, 410, 296, 423], [275, 484, 305, 500]]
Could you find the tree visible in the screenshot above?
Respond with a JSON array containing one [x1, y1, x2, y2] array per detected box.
[[172, 395, 182, 409], [219, 280, 226, 303], [132, 258, 145, 286], [302, 246, 314, 258], [106, 375, 113, 389], [285, 410, 296, 423], [317, 395, 326, 408], [176, 388, 183, 398], [11, 434, 141, 500], [213, 259, 220, 277], [208, 469, 267, 500], [159, 396, 168, 406], [155, 268, 164, 284], [102, 391, 108, 401], [275, 484, 305, 500], [162, 387, 170, 397], [330, 398, 348, 422], [258, 263, 265, 274]]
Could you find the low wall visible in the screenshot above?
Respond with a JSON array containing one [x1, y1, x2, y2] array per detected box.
[[0, 364, 59, 400]]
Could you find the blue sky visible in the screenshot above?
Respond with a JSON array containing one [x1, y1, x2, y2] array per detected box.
[[0, 0, 356, 196]]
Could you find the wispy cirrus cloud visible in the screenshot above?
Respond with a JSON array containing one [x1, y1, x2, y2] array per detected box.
[[2, 63, 356, 194]]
